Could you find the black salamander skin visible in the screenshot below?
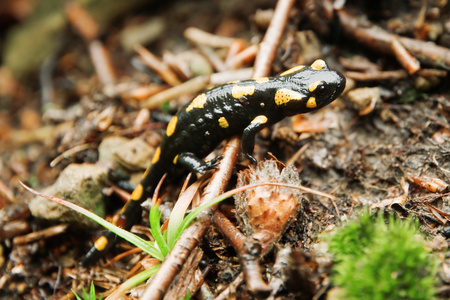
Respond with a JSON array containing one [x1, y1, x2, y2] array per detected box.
[[82, 59, 346, 265]]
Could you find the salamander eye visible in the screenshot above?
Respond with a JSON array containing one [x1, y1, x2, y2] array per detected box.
[[315, 83, 327, 96], [308, 80, 327, 98]]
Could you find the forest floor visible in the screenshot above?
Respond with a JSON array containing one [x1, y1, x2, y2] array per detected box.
[[1, 0, 450, 299]]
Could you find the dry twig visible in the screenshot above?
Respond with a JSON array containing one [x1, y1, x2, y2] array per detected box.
[[141, 138, 241, 300], [212, 211, 270, 297], [212, 0, 296, 297], [65, 2, 117, 89], [253, 0, 295, 77]]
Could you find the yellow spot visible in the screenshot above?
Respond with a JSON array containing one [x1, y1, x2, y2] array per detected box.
[[251, 115, 268, 124], [186, 93, 207, 112], [218, 117, 229, 128], [226, 80, 239, 84], [152, 147, 161, 164], [231, 84, 255, 98], [280, 65, 305, 76], [141, 167, 150, 180], [131, 184, 144, 201], [308, 80, 322, 92], [274, 88, 303, 106], [166, 116, 178, 137], [310, 59, 326, 70], [94, 236, 108, 251], [173, 155, 179, 164], [306, 97, 317, 108], [253, 77, 269, 84]]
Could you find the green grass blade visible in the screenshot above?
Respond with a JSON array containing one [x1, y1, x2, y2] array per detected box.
[[89, 282, 97, 299], [72, 290, 82, 300], [19, 180, 165, 261], [150, 200, 170, 257]]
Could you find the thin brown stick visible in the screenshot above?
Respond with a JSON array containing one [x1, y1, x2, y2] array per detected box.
[[140, 75, 209, 109], [302, 0, 450, 68], [212, 211, 270, 297], [346, 68, 448, 81], [140, 68, 254, 109], [214, 273, 245, 300], [225, 39, 248, 67], [103, 247, 142, 267], [345, 70, 409, 81], [88, 41, 118, 87], [163, 247, 204, 299], [141, 137, 241, 300], [416, 68, 448, 77], [253, 0, 295, 77], [225, 44, 259, 70], [198, 45, 227, 72], [267, 246, 292, 297], [13, 224, 68, 244], [162, 50, 192, 81], [65, 2, 118, 88], [211, 2, 298, 297], [0, 179, 15, 206], [335, 7, 450, 67], [135, 45, 182, 87], [184, 27, 235, 48], [65, 2, 99, 41], [211, 1, 298, 297], [391, 37, 420, 74], [50, 143, 96, 167]]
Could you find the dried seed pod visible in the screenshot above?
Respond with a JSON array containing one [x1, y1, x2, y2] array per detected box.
[[234, 160, 303, 250]]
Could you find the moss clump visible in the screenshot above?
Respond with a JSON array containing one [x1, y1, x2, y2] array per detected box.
[[328, 212, 436, 300]]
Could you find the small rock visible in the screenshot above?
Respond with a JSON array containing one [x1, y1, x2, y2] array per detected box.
[[347, 87, 381, 115], [98, 136, 129, 166], [28, 163, 108, 228], [98, 136, 153, 171], [114, 138, 154, 171]]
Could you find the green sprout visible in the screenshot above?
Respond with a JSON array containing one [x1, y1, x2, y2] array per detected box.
[[73, 282, 102, 300]]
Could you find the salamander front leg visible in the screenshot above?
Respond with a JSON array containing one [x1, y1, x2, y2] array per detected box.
[[177, 152, 222, 174], [242, 115, 269, 165]]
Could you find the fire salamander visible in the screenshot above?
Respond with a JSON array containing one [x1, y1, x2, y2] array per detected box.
[[82, 59, 346, 265]]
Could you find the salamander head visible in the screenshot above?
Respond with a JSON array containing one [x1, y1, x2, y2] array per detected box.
[[275, 59, 346, 116]]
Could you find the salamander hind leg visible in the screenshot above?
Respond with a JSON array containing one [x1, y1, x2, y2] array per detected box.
[[82, 181, 150, 266]]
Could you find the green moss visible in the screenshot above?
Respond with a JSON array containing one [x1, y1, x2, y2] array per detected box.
[[328, 212, 436, 300]]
